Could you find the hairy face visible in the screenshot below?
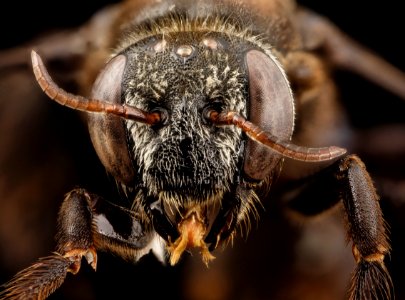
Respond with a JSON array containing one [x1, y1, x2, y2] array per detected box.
[[122, 33, 248, 205]]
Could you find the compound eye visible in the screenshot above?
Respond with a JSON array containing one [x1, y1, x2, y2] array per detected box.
[[87, 55, 136, 185], [243, 49, 294, 180]]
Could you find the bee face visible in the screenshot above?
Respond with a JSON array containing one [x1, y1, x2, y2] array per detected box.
[[123, 32, 249, 204]]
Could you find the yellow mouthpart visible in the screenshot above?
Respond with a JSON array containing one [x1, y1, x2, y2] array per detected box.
[[167, 210, 215, 267]]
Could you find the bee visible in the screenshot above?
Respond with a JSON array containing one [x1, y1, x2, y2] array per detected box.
[[1, 0, 404, 299]]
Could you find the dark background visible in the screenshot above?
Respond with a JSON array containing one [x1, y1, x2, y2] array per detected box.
[[1, 1, 405, 300]]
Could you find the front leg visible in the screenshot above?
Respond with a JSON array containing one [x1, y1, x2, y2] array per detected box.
[[56, 189, 98, 274], [339, 156, 392, 300], [0, 189, 156, 300], [283, 154, 392, 300], [0, 189, 97, 300]]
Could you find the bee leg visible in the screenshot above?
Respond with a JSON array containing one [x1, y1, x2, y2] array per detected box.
[[56, 189, 98, 273], [282, 154, 392, 300], [338, 155, 392, 300], [1, 188, 158, 299], [0, 189, 97, 300], [57, 188, 158, 270]]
